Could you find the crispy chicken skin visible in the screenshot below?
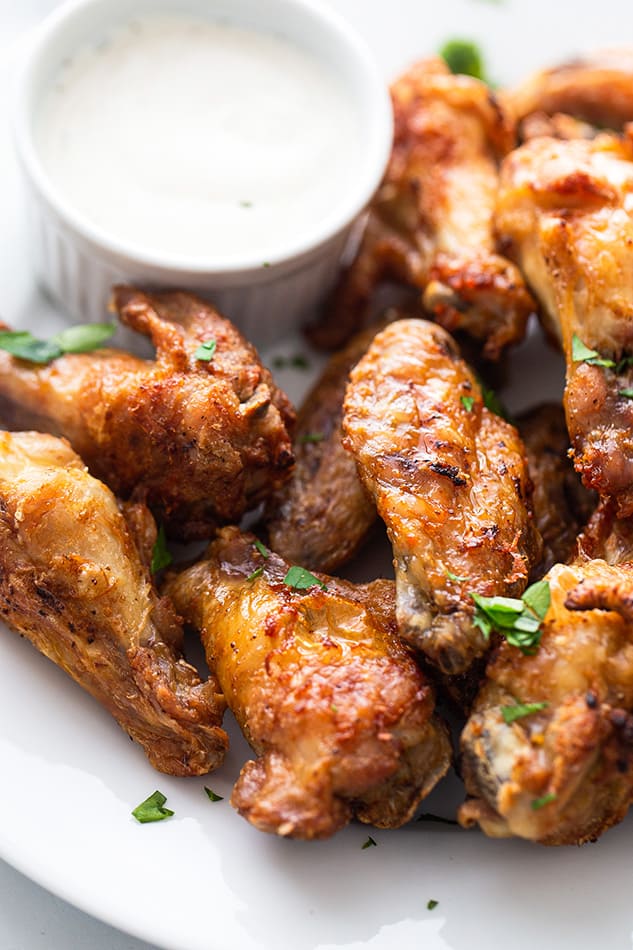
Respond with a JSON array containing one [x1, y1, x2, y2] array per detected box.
[[265, 324, 378, 573], [518, 403, 595, 577], [310, 58, 534, 357], [0, 286, 294, 540], [0, 430, 227, 775], [459, 530, 633, 845], [165, 527, 451, 839], [343, 319, 541, 675], [504, 49, 633, 131], [496, 130, 633, 515]]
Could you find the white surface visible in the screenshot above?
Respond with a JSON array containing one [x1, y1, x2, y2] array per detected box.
[[0, 2, 632, 950]]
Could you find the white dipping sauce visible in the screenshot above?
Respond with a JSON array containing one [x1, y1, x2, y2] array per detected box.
[[36, 16, 362, 264]]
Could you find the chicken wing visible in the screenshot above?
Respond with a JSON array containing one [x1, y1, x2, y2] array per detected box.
[[459, 524, 633, 845], [0, 286, 294, 540], [310, 58, 534, 357], [264, 324, 378, 573], [496, 130, 633, 514], [343, 319, 541, 675], [0, 430, 227, 775], [518, 403, 595, 577], [164, 527, 451, 839]]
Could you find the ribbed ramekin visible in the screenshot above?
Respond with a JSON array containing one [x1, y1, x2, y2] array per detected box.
[[14, 0, 392, 348]]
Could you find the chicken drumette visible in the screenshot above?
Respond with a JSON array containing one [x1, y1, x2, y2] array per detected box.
[[343, 319, 541, 675], [310, 58, 535, 357], [0, 430, 227, 775], [0, 286, 294, 540], [165, 527, 451, 840]]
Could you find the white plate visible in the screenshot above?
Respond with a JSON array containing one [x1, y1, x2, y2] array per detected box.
[[1, 2, 633, 950]]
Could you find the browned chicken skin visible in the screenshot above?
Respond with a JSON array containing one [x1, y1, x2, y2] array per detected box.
[[343, 319, 541, 675], [264, 324, 378, 573], [0, 286, 294, 540], [310, 58, 534, 357], [496, 130, 633, 514], [0, 430, 227, 775], [165, 527, 451, 839]]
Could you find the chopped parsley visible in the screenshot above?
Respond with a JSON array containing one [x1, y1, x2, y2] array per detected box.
[[150, 524, 172, 574], [0, 323, 115, 364], [361, 835, 377, 849], [132, 790, 174, 823], [460, 395, 475, 413], [471, 579, 550, 654], [446, 569, 468, 583], [531, 792, 557, 811], [253, 539, 269, 558], [272, 353, 310, 371], [246, 566, 264, 582], [501, 700, 549, 724], [619, 389, 633, 399], [239, 200, 253, 208], [194, 338, 217, 362], [204, 787, 224, 802], [299, 432, 324, 445], [440, 39, 486, 80], [283, 566, 327, 591], [427, 900, 439, 911], [571, 334, 615, 369]]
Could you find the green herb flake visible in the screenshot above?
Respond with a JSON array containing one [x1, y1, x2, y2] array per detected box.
[[521, 578, 551, 620], [571, 334, 615, 369], [246, 566, 264, 582], [620, 389, 633, 399], [460, 395, 475, 413], [446, 569, 468, 583], [299, 432, 325, 445], [283, 565, 328, 591], [272, 353, 310, 371], [501, 701, 549, 724], [151, 523, 173, 574], [253, 539, 269, 558], [440, 39, 485, 80], [361, 835, 377, 849], [262, 262, 271, 268], [53, 322, 116, 354], [132, 790, 174, 823], [239, 200, 253, 208], [0, 322, 115, 364], [427, 900, 439, 911], [531, 792, 557, 811], [194, 338, 217, 362], [470, 580, 551, 654], [416, 813, 459, 826], [204, 786, 224, 802]]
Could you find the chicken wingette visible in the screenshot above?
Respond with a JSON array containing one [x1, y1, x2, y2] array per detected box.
[[0, 430, 227, 775], [0, 286, 294, 539], [343, 319, 541, 675], [311, 58, 534, 356], [164, 527, 451, 839]]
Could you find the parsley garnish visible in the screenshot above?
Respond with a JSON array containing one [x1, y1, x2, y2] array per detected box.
[[246, 566, 264, 582], [446, 569, 468, 583], [571, 334, 615, 368], [272, 353, 310, 371], [150, 523, 172, 574], [204, 786, 223, 802], [470, 579, 550, 654], [0, 323, 115, 364], [461, 395, 475, 412], [194, 338, 217, 362], [299, 432, 324, 444], [501, 700, 548, 724], [619, 389, 633, 399], [283, 566, 327, 591], [427, 900, 439, 911], [253, 539, 269, 558], [417, 813, 459, 826], [531, 792, 557, 811], [440, 39, 486, 80], [239, 200, 253, 208], [262, 262, 271, 268], [132, 790, 174, 823], [361, 835, 377, 849]]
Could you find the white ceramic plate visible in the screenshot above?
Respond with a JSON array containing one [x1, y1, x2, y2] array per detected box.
[[2, 2, 633, 949]]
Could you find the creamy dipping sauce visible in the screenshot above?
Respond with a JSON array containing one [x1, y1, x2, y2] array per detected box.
[[36, 16, 362, 264]]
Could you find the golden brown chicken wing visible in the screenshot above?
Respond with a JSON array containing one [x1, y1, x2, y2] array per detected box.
[[459, 531, 633, 845], [0, 286, 294, 540], [343, 319, 541, 675], [310, 58, 534, 357], [164, 527, 450, 839], [264, 324, 378, 573], [0, 430, 227, 775], [496, 130, 633, 514]]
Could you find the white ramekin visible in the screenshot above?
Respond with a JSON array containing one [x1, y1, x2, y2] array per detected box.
[[13, 0, 392, 348]]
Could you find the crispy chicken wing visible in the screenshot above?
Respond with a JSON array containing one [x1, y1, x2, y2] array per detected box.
[[310, 58, 534, 357], [0, 430, 227, 775], [518, 403, 595, 577], [496, 130, 633, 514], [504, 49, 633, 131], [165, 527, 451, 839], [343, 319, 541, 675], [0, 286, 294, 539], [264, 324, 378, 573], [459, 524, 633, 844]]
